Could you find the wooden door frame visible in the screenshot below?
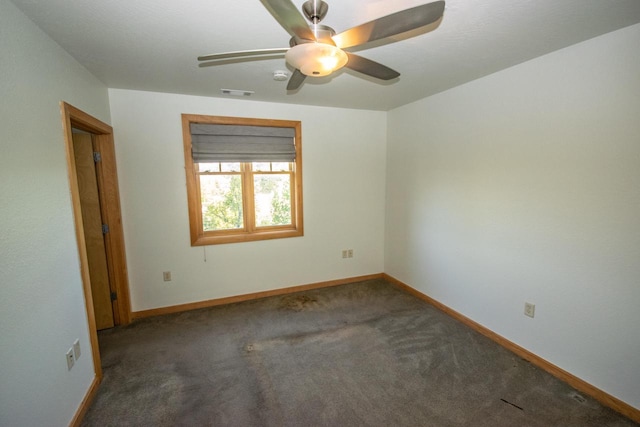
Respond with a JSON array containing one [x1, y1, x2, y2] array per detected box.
[[61, 102, 132, 381]]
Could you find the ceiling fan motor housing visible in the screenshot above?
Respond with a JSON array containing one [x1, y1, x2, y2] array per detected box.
[[289, 24, 336, 47]]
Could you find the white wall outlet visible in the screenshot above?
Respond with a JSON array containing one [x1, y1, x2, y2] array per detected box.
[[73, 339, 81, 360], [342, 250, 348, 259], [347, 249, 353, 258], [524, 302, 536, 318], [163, 271, 172, 281], [66, 348, 75, 370]]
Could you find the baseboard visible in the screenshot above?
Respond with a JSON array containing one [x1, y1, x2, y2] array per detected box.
[[132, 273, 384, 319], [69, 375, 101, 427], [382, 273, 640, 424]]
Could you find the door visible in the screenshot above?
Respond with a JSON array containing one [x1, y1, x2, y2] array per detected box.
[[72, 132, 115, 330]]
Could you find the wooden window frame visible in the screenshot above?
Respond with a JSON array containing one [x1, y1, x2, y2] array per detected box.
[[182, 114, 304, 245]]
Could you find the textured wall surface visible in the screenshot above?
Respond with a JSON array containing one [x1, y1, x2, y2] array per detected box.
[[386, 24, 640, 409], [0, 0, 112, 425]]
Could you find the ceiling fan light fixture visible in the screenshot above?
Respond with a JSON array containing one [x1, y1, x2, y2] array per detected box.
[[285, 43, 348, 77]]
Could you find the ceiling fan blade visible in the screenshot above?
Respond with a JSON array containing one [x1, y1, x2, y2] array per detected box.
[[198, 48, 289, 62], [260, 0, 316, 42], [344, 53, 400, 80], [287, 69, 306, 90], [333, 1, 445, 49]]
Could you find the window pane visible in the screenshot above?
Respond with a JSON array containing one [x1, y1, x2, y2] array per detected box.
[[220, 162, 241, 172], [271, 162, 290, 172], [253, 162, 271, 172], [200, 174, 243, 231], [253, 174, 291, 226], [198, 162, 220, 173]]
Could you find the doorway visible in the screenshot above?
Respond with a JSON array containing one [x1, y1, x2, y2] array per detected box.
[[61, 102, 131, 381]]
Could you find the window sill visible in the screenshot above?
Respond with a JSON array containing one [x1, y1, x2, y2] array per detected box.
[[191, 228, 304, 246]]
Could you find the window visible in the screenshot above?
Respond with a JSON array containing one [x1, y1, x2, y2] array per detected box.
[[182, 114, 303, 245]]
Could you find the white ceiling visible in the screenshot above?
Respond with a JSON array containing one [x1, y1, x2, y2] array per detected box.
[[11, 0, 640, 111]]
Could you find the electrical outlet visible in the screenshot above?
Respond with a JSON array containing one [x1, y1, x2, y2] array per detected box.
[[347, 249, 353, 258], [524, 302, 535, 318], [342, 250, 348, 259], [66, 348, 75, 370], [73, 339, 81, 360], [163, 271, 172, 281]]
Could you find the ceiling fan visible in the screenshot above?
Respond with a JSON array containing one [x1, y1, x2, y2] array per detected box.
[[198, 0, 446, 90]]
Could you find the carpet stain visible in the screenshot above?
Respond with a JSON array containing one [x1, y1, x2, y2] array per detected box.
[[278, 294, 317, 311], [570, 392, 587, 404]]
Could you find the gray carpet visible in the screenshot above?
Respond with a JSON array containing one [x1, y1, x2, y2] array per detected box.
[[82, 279, 638, 426]]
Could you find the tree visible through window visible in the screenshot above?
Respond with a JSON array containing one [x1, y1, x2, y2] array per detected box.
[[182, 115, 303, 245]]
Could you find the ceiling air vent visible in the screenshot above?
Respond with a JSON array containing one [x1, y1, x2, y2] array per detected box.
[[220, 89, 254, 96]]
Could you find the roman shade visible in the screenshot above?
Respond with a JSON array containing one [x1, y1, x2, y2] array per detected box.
[[191, 123, 296, 163]]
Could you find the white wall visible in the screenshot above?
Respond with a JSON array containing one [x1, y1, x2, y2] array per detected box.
[[386, 24, 640, 408], [0, 0, 112, 425], [108, 89, 387, 311]]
